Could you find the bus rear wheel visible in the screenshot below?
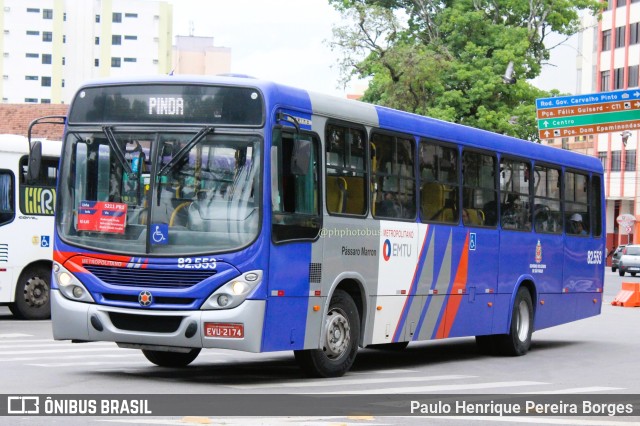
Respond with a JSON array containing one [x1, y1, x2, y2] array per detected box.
[[9, 265, 51, 320], [142, 348, 201, 367], [294, 289, 360, 378], [476, 287, 533, 356]]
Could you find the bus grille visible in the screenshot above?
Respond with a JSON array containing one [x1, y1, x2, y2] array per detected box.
[[108, 312, 184, 333], [84, 265, 216, 289]]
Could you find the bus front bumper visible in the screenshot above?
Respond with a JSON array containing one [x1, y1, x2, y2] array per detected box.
[[51, 289, 265, 353]]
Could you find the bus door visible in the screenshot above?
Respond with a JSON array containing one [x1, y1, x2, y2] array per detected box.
[[266, 127, 322, 351]]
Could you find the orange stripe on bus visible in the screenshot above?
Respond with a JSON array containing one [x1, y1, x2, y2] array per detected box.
[[436, 233, 469, 339]]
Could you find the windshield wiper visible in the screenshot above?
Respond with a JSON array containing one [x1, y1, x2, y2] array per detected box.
[[156, 127, 214, 178], [103, 126, 133, 175]]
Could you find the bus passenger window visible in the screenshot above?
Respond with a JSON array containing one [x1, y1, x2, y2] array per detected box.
[[564, 171, 589, 237], [371, 133, 415, 219], [325, 123, 367, 216], [419, 140, 457, 224], [462, 151, 497, 227], [500, 158, 531, 231], [0, 172, 14, 225], [533, 165, 561, 234]]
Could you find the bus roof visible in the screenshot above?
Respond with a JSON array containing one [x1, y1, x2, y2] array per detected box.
[[0, 134, 61, 157], [73, 75, 603, 174]]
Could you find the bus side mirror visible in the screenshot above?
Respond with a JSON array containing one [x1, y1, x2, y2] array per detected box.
[[27, 141, 42, 184], [291, 138, 311, 175]]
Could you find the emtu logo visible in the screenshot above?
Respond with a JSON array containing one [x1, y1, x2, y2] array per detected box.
[[382, 239, 392, 261]]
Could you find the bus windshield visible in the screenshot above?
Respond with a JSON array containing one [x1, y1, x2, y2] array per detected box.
[[56, 129, 261, 255]]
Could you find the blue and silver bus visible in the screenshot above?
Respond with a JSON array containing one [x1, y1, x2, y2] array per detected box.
[[42, 76, 604, 377]]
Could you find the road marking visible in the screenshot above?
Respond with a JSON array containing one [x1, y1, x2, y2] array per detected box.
[[229, 374, 474, 390], [312, 381, 548, 394]]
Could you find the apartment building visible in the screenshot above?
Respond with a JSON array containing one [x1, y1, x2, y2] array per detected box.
[[172, 35, 231, 76], [0, 0, 173, 104]]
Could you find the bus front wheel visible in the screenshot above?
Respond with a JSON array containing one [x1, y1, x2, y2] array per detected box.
[[9, 265, 51, 320], [142, 348, 201, 367], [294, 289, 360, 378]]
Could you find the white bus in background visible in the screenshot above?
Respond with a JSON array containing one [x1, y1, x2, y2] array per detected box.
[[0, 134, 61, 319]]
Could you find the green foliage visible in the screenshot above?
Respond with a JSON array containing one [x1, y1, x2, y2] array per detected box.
[[328, 0, 604, 140]]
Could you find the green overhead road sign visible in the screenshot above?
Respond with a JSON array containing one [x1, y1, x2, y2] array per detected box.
[[536, 89, 640, 137], [537, 109, 640, 130]]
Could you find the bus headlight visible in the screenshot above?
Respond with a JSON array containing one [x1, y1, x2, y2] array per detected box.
[[201, 270, 262, 310], [53, 262, 95, 303]]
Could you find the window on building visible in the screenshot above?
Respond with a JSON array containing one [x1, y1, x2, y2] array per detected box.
[[42, 54, 52, 64], [27, 8, 40, 13], [123, 57, 137, 63], [62, 57, 65, 65], [614, 67, 625, 89], [602, 30, 612, 51], [41, 99, 51, 104], [63, 35, 66, 44], [95, 37, 100, 45], [25, 53, 39, 58], [41, 77, 51, 87], [125, 13, 138, 18], [629, 65, 639, 88], [112, 12, 122, 23], [25, 76, 38, 81], [617, 0, 627, 6], [615, 26, 626, 48], [94, 59, 99, 67], [95, 14, 100, 23], [112, 35, 121, 45], [631, 23, 639, 45], [625, 150, 636, 172], [607, 0, 614, 9], [43, 9, 52, 19], [42, 32, 52, 42], [26, 30, 40, 36], [598, 152, 607, 171], [24, 98, 38, 103], [124, 35, 137, 41], [611, 150, 621, 171], [601, 70, 611, 90], [111, 57, 121, 67]]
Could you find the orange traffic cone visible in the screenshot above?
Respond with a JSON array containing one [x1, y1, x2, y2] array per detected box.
[[611, 282, 640, 307]]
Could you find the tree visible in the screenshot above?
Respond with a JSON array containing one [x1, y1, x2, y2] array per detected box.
[[328, 0, 603, 140]]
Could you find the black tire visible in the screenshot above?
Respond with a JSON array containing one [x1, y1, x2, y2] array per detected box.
[[294, 289, 360, 378], [612, 267, 617, 273], [142, 348, 201, 367], [619, 269, 625, 277], [632, 273, 637, 277], [9, 265, 51, 320], [493, 287, 534, 356], [367, 341, 409, 351]]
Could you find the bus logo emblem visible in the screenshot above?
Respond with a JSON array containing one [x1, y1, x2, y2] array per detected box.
[[382, 239, 392, 261], [138, 291, 153, 306]]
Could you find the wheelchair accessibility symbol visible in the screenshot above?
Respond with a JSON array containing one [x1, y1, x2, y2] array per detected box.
[[150, 224, 168, 245], [40, 235, 50, 248], [469, 233, 477, 251]]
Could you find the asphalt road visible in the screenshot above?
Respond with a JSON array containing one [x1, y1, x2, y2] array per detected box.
[[0, 270, 639, 425]]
